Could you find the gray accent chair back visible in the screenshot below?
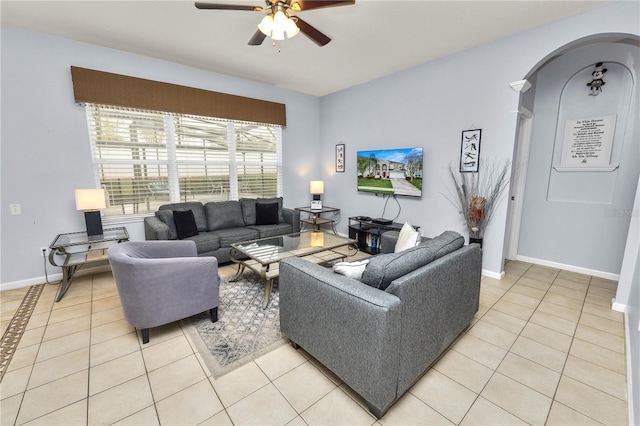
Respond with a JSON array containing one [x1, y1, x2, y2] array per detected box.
[[108, 240, 220, 344]]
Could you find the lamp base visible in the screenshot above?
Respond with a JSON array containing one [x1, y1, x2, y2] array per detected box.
[[84, 210, 103, 236]]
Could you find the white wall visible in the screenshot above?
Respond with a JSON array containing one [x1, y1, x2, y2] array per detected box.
[[0, 26, 320, 287], [319, 1, 640, 277]]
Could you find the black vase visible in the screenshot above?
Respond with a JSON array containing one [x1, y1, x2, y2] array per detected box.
[[469, 237, 483, 248]]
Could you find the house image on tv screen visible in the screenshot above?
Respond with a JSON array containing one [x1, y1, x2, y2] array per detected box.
[[356, 147, 423, 197]]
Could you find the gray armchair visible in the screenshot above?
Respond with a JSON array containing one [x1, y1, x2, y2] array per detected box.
[[108, 240, 220, 344]]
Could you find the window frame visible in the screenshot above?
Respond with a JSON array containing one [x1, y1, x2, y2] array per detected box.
[[84, 104, 283, 223]]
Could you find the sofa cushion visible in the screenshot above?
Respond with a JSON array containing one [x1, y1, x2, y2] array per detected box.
[[394, 222, 421, 252], [173, 210, 199, 240], [256, 202, 279, 225], [239, 198, 258, 226], [361, 244, 437, 291], [215, 227, 260, 247], [240, 197, 285, 226], [156, 210, 178, 240], [205, 201, 245, 231], [430, 230, 465, 258], [185, 232, 221, 253], [360, 231, 465, 290], [159, 202, 207, 232], [248, 223, 294, 239]]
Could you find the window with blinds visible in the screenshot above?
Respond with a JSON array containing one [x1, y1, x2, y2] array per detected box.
[[86, 104, 283, 217]]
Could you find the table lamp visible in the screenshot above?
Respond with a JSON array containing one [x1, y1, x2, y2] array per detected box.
[[310, 180, 324, 210], [75, 189, 106, 236]]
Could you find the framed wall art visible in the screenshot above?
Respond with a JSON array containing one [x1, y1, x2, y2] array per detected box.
[[336, 143, 345, 172], [460, 129, 481, 172]]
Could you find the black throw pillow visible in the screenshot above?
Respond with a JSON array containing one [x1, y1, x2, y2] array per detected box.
[[255, 202, 279, 225], [173, 209, 199, 239]]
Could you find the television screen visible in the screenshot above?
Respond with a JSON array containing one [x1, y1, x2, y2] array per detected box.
[[356, 147, 423, 197]]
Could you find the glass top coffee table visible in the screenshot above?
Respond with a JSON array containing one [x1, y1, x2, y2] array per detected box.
[[230, 231, 358, 308]]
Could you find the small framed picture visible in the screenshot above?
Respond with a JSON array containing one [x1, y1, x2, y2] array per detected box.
[[460, 129, 481, 172], [336, 143, 345, 172]]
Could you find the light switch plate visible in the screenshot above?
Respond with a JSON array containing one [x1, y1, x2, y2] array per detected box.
[[10, 204, 21, 215]]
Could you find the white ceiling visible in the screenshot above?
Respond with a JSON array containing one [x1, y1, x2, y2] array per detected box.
[[1, 0, 610, 96]]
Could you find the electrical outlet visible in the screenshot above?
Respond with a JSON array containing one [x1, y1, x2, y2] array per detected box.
[[39, 247, 49, 256]]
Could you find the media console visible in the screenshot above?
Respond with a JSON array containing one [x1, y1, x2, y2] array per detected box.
[[348, 217, 420, 254]]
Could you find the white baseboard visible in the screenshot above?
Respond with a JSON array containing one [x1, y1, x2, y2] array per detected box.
[[611, 300, 627, 313], [515, 255, 620, 281], [1, 273, 62, 292], [0, 264, 111, 293], [482, 269, 505, 280]]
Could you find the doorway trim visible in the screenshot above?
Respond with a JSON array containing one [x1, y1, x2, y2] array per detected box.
[[506, 106, 533, 260]]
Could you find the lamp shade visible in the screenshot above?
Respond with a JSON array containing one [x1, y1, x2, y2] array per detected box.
[[310, 181, 324, 195], [257, 14, 274, 36], [75, 189, 106, 211]]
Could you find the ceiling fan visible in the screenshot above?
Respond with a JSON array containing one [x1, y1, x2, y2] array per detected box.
[[195, 0, 355, 47]]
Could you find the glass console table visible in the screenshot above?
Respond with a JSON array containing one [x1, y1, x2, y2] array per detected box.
[[48, 227, 129, 302]]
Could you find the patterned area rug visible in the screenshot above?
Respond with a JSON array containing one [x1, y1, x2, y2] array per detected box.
[[185, 272, 286, 378]]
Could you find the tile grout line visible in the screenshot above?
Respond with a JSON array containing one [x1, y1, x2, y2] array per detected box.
[[412, 260, 530, 425], [456, 262, 536, 425], [541, 271, 593, 425]]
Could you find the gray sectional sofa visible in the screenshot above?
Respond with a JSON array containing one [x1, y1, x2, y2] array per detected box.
[[279, 231, 482, 418], [144, 197, 300, 263]]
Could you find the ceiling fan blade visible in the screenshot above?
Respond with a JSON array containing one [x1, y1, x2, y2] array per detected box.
[[293, 0, 354, 11], [295, 17, 331, 46], [195, 2, 263, 11], [248, 29, 267, 46]]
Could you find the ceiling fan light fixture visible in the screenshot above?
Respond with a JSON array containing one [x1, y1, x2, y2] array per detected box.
[[273, 10, 287, 25], [271, 26, 286, 40], [284, 16, 300, 38], [258, 8, 299, 41], [257, 14, 274, 36]]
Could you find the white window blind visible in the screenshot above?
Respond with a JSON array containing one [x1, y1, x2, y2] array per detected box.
[[85, 104, 283, 217]]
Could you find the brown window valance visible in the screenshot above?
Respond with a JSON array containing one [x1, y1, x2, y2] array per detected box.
[[70, 66, 286, 126]]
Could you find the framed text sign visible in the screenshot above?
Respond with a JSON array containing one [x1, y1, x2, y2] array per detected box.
[[460, 129, 481, 172], [336, 143, 345, 172], [557, 115, 617, 172]]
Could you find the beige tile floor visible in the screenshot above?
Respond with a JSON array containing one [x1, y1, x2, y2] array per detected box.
[[0, 259, 628, 425]]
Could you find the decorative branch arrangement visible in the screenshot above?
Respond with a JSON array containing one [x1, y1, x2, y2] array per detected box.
[[444, 159, 511, 242]]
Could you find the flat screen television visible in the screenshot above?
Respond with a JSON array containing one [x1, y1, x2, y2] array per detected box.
[[356, 147, 423, 197]]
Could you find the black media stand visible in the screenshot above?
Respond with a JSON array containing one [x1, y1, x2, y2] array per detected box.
[[348, 217, 420, 254]]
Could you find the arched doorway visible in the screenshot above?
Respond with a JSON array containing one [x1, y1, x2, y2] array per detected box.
[[506, 34, 640, 278]]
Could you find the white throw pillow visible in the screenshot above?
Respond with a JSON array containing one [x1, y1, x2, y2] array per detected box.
[[394, 221, 421, 253], [332, 259, 371, 280]]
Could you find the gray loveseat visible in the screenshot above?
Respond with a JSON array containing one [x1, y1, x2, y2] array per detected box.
[[144, 197, 300, 263], [279, 231, 481, 418]]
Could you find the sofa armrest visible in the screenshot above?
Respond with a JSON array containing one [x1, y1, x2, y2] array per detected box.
[[282, 207, 300, 233], [279, 256, 401, 413], [385, 244, 482, 395], [380, 231, 400, 254], [144, 216, 171, 240]]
